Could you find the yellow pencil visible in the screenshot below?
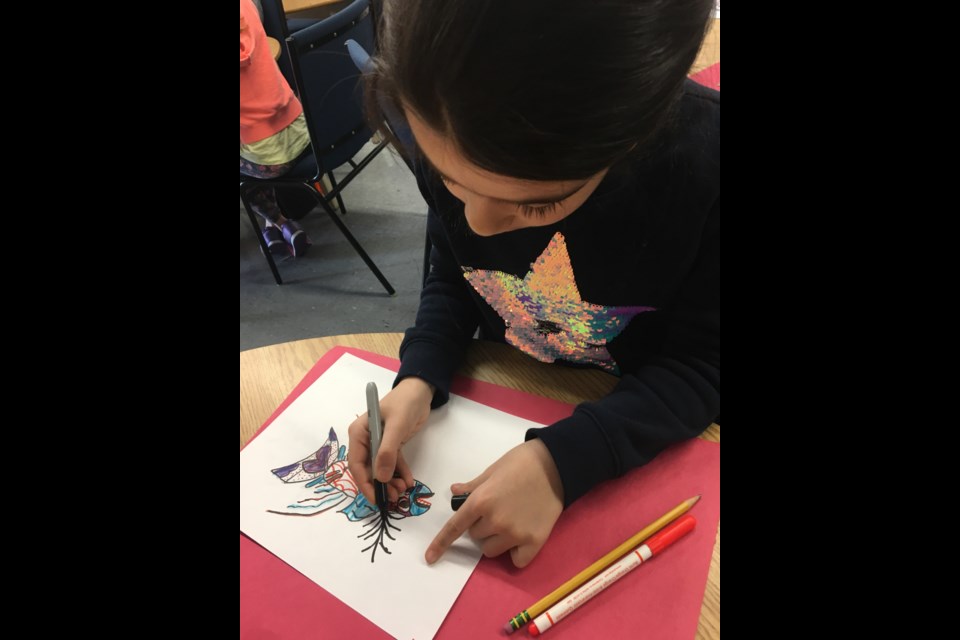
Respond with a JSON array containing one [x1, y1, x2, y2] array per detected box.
[[503, 495, 701, 634]]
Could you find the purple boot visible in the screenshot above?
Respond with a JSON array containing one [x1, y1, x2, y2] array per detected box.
[[281, 220, 312, 258], [262, 225, 287, 256]]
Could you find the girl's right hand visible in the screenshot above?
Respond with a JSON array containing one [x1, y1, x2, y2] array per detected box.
[[347, 377, 434, 503]]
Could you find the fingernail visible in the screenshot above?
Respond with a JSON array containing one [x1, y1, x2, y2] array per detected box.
[[425, 549, 437, 564]]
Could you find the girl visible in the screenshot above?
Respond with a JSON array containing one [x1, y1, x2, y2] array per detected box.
[[240, 0, 312, 257], [348, 0, 719, 568]]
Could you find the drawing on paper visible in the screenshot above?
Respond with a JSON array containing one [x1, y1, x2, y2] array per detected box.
[[268, 428, 434, 562]]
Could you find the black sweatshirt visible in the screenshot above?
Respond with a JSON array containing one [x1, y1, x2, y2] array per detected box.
[[395, 81, 720, 506]]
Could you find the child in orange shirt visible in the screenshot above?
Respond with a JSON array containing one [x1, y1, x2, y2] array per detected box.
[[240, 0, 312, 257]]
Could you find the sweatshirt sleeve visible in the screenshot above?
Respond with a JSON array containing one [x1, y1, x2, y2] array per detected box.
[[527, 196, 720, 506], [240, 2, 255, 68], [394, 160, 482, 408]]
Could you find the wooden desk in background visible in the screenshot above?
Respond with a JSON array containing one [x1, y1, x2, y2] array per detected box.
[[266, 36, 281, 61], [240, 333, 720, 639]]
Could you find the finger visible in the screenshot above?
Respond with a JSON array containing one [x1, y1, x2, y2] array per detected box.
[[450, 467, 491, 496], [394, 451, 415, 488], [510, 540, 545, 568], [389, 476, 408, 496], [385, 480, 400, 503], [425, 507, 480, 565], [479, 534, 514, 559], [373, 444, 399, 484], [469, 516, 498, 541], [379, 453, 411, 504], [346, 417, 376, 503], [376, 417, 410, 483]]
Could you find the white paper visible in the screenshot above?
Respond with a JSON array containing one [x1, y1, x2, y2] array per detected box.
[[239, 353, 544, 640]]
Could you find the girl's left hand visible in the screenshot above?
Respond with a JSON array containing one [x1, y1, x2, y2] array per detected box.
[[425, 439, 564, 568]]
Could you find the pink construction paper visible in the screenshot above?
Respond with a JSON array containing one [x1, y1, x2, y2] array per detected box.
[[690, 62, 720, 91], [241, 347, 720, 639]]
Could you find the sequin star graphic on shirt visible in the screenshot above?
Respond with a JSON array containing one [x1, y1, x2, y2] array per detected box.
[[463, 232, 654, 372]]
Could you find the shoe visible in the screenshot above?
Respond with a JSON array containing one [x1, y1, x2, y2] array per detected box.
[[281, 220, 312, 257], [262, 225, 287, 256]]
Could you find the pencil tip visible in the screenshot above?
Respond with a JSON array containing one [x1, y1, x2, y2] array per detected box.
[[689, 495, 701, 505]]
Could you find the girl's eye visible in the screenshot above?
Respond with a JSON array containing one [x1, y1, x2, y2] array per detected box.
[[518, 202, 559, 218], [441, 173, 562, 218]]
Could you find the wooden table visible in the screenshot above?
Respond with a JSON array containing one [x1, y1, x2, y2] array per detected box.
[[266, 36, 281, 61], [241, 333, 720, 638], [690, 18, 720, 76]]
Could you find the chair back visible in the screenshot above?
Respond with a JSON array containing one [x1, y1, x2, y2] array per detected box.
[[345, 38, 417, 161], [287, 0, 374, 174], [258, 0, 296, 90]]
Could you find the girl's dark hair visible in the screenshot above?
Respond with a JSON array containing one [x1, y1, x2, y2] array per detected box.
[[366, 0, 714, 181]]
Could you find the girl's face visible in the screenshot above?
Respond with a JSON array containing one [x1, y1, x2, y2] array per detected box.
[[406, 109, 608, 237]]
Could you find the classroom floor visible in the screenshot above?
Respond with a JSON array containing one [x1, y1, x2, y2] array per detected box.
[[240, 143, 427, 352]]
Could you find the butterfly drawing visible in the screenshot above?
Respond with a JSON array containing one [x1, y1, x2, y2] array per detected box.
[[268, 428, 434, 562]]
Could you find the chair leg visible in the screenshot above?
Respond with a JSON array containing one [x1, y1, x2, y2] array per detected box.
[[240, 188, 283, 285], [327, 172, 347, 215], [318, 198, 395, 295], [422, 226, 431, 288]]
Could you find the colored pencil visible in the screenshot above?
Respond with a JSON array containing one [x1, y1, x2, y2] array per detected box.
[[503, 495, 701, 633], [527, 515, 697, 636]]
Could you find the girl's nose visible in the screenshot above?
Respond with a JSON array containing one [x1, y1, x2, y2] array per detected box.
[[463, 197, 514, 236]]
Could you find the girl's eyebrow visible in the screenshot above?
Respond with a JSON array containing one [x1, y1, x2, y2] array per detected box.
[[420, 153, 588, 205]]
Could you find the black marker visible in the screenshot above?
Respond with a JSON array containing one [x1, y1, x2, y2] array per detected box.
[[366, 382, 388, 512], [451, 493, 470, 511]]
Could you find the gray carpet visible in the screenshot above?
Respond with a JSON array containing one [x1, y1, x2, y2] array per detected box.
[[240, 143, 427, 351]]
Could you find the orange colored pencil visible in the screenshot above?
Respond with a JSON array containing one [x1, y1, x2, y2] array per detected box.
[[503, 495, 701, 634]]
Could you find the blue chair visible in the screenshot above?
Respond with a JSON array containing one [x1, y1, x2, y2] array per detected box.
[[346, 38, 433, 288], [240, 0, 395, 293], [252, 0, 324, 221], [345, 39, 417, 163], [258, 0, 322, 91]]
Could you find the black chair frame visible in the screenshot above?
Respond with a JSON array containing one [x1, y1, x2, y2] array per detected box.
[[240, 2, 395, 294]]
